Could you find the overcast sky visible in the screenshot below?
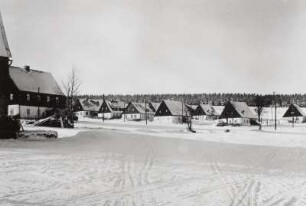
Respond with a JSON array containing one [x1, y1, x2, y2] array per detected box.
[[0, 0, 305, 95]]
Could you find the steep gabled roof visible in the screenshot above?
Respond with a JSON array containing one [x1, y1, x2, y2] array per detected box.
[[78, 98, 103, 112], [0, 12, 11, 58], [283, 104, 306, 117], [103, 100, 126, 112], [219, 101, 257, 119], [9, 66, 63, 95], [163, 100, 190, 116]]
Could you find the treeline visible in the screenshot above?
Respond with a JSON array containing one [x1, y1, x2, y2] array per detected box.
[[77, 93, 306, 107]]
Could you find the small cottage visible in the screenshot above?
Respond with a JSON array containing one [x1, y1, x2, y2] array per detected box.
[[74, 98, 103, 118], [219, 101, 257, 126], [283, 103, 306, 123], [98, 100, 127, 119], [154, 100, 191, 124], [194, 103, 218, 120], [122, 102, 154, 121]]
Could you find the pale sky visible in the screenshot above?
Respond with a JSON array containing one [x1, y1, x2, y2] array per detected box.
[[0, 0, 305, 95]]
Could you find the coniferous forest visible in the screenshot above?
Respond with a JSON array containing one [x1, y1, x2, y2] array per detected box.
[[77, 93, 306, 107]]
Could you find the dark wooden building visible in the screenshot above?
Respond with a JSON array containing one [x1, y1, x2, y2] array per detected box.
[[283, 103, 306, 123], [6, 66, 66, 119]]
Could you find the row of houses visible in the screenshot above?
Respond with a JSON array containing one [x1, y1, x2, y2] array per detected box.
[[74, 98, 223, 124], [74, 98, 220, 123], [75, 98, 306, 126]]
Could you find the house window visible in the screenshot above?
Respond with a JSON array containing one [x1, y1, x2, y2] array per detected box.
[[10, 93, 14, 101], [56, 97, 59, 104], [26, 94, 30, 101], [47, 96, 50, 103], [37, 95, 41, 102]]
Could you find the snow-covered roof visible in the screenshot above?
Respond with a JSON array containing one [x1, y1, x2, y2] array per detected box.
[[78, 98, 103, 112], [231, 101, 257, 119], [105, 100, 126, 111], [220, 101, 257, 119], [132, 102, 154, 114], [9, 66, 63, 95], [283, 104, 306, 117], [163, 100, 190, 116]]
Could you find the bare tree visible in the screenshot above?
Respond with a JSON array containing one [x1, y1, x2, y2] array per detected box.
[[254, 95, 265, 130], [62, 67, 81, 124]]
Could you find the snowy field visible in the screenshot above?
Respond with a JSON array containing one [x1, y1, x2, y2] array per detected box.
[[1, 119, 306, 205]]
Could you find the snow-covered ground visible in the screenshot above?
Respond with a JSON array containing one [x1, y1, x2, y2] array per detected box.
[[74, 118, 306, 148], [1, 118, 306, 205]]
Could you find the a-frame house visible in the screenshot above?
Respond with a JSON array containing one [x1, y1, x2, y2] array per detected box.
[[154, 100, 191, 124], [219, 101, 257, 126], [193, 103, 218, 120], [283, 103, 306, 123], [122, 102, 154, 121], [98, 99, 126, 119]]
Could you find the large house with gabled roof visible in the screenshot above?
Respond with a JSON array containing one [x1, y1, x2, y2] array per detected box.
[[7, 66, 66, 119]]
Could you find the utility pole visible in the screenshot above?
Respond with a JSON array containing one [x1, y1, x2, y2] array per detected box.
[[181, 98, 184, 124], [123, 102, 126, 122], [37, 87, 40, 119], [273, 91, 277, 130], [145, 99, 147, 125], [102, 94, 105, 123]]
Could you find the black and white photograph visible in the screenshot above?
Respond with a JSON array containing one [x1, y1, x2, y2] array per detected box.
[[0, 0, 306, 205]]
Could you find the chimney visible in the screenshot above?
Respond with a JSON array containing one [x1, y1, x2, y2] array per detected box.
[[24, 65, 30, 72]]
